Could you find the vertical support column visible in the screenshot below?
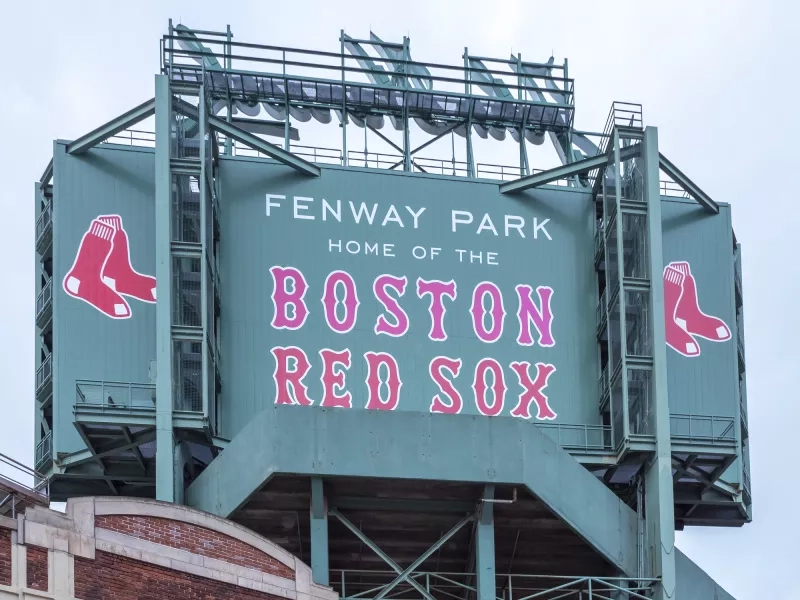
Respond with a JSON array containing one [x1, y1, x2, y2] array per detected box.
[[310, 477, 329, 586], [642, 126, 676, 600], [154, 74, 175, 502], [476, 484, 496, 600]]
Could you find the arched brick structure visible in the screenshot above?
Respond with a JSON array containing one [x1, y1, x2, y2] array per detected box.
[[0, 497, 337, 600]]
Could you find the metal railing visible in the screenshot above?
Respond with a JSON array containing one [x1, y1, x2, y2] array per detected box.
[[598, 102, 643, 155], [598, 365, 610, 403], [0, 452, 49, 518], [34, 432, 52, 467], [537, 423, 612, 452], [740, 381, 748, 425], [35, 203, 52, 246], [105, 129, 157, 147], [596, 288, 607, 331], [659, 179, 690, 198], [742, 464, 751, 498], [36, 279, 52, 321], [670, 414, 736, 445], [331, 570, 657, 600], [35, 355, 52, 393], [734, 265, 743, 294], [75, 380, 157, 411]]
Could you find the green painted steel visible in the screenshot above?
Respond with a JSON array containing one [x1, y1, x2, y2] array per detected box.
[[217, 159, 598, 438], [310, 477, 329, 586], [642, 127, 676, 600], [661, 198, 738, 422], [675, 549, 735, 600], [154, 74, 175, 501], [185, 405, 640, 577], [475, 485, 495, 600], [51, 143, 157, 457]]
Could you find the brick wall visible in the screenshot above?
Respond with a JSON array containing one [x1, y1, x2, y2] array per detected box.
[[0, 528, 11, 586], [27, 545, 48, 591], [75, 550, 287, 600], [95, 514, 294, 579]]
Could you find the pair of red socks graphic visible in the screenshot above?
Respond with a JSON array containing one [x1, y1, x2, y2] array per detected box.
[[63, 215, 156, 319], [663, 261, 730, 357]]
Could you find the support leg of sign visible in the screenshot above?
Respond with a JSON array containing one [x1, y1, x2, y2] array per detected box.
[[310, 477, 330, 586], [154, 74, 175, 502], [476, 484, 496, 600], [642, 126, 676, 600]]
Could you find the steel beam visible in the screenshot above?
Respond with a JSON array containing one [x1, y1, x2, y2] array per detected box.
[[39, 159, 53, 189], [642, 127, 676, 600], [154, 75, 175, 502], [330, 496, 476, 513], [310, 477, 329, 586], [61, 428, 155, 468], [658, 153, 719, 214], [475, 485, 496, 600], [499, 144, 640, 194], [67, 98, 156, 155]]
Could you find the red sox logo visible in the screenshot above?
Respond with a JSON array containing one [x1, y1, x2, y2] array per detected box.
[[663, 261, 731, 357], [62, 215, 156, 319]]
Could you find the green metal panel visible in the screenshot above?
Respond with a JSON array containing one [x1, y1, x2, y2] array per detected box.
[[185, 405, 640, 577], [675, 549, 736, 600], [52, 143, 157, 456], [217, 159, 599, 439], [661, 198, 738, 420]]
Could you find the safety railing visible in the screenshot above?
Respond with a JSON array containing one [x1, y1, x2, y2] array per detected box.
[[105, 129, 157, 148], [35, 355, 52, 394], [537, 423, 612, 452], [0, 452, 49, 518], [596, 288, 607, 332], [734, 265, 743, 295], [36, 279, 52, 323], [670, 414, 736, 445], [35, 203, 52, 248], [330, 570, 657, 600], [598, 102, 643, 155], [598, 365, 610, 405], [742, 463, 751, 498], [34, 432, 52, 468], [659, 179, 690, 198], [75, 380, 157, 411]]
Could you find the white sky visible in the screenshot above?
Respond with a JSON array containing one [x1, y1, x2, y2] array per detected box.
[[1, 1, 798, 598]]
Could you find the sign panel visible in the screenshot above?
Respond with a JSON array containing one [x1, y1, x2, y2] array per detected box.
[[219, 161, 599, 435]]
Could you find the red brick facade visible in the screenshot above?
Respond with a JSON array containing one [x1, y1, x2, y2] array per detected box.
[[75, 550, 286, 600], [27, 545, 48, 591], [95, 514, 294, 579], [0, 527, 11, 586]]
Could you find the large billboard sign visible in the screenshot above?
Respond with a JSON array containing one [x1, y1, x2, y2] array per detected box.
[[219, 161, 599, 434]]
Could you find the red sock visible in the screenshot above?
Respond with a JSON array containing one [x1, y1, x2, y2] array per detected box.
[[63, 220, 131, 319], [98, 215, 157, 303], [663, 266, 700, 357], [670, 262, 731, 342]]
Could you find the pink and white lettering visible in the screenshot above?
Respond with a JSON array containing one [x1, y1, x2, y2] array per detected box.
[[509, 362, 557, 420], [470, 282, 505, 343], [429, 356, 463, 414], [416, 278, 457, 341], [374, 274, 410, 337], [271, 346, 313, 406], [515, 285, 555, 347], [365, 352, 402, 410], [270, 266, 309, 330], [319, 348, 353, 408], [268, 265, 560, 419], [472, 358, 506, 417], [322, 270, 360, 334]]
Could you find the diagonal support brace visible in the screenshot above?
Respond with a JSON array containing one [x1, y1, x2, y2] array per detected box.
[[500, 143, 641, 194], [658, 153, 719, 214], [330, 509, 462, 600], [373, 513, 475, 600], [173, 97, 320, 177], [67, 98, 156, 155]]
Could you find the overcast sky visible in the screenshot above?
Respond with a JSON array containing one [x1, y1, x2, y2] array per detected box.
[[1, 1, 798, 598]]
